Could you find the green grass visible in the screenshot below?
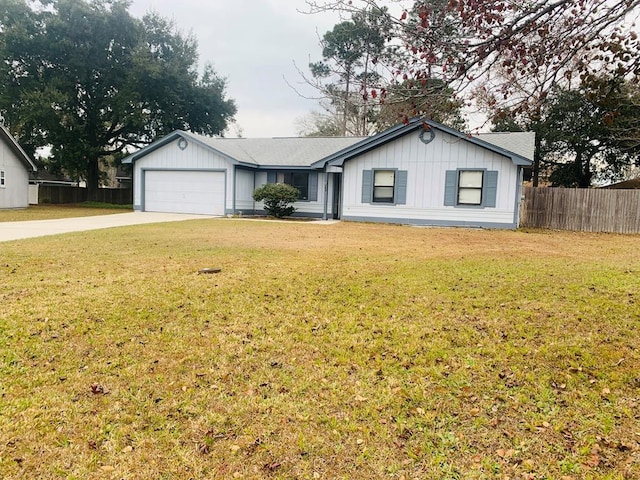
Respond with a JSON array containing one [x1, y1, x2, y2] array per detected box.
[[0, 204, 131, 222], [1, 221, 639, 479], [76, 201, 132, 210]]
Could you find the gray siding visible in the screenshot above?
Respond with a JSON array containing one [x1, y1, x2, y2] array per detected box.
[[132, 139, 233, 211], [341, 129, 521, 227], [235, 169, 255, 212], [0, 139, 30, 209]]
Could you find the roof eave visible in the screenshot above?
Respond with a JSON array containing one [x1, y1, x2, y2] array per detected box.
[[313, 122, 420, 168], [255, 165, 322, 170], [121, 131, 184, 164], [121, 130, 256, 167], [0, 126, 37, 172]]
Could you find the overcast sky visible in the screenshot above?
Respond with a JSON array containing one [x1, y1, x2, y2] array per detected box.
[[128, 0, 344, 138]]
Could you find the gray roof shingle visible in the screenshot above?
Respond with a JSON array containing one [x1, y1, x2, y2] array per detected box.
[[475, 132, 535, 161], [184, 133, 366, 167]]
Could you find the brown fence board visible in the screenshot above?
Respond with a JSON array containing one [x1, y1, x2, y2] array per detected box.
[[37, 186, 132, 205], [521, 187, 640, 234]]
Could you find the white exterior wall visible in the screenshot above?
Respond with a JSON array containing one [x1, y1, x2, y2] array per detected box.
[[341, 130, 521, 227], [133, 139, 233, 212], [0, 140, 30, 209], [235, 168, 256, 212]]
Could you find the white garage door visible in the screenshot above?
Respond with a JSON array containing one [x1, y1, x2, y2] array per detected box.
[[144, 170, 226, 215]]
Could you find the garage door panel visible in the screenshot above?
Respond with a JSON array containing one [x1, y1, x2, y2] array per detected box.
[[144, 170, 225, 215]]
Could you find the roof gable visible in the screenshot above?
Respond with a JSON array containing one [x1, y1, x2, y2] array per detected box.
[[0, 125, 37, 172], [317, 118, 533, 167]]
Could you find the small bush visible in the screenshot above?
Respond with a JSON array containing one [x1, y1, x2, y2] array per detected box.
[[253, 183, 299, 218]]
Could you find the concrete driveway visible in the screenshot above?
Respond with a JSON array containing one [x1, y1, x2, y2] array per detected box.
[[0, 212, 212, 242]]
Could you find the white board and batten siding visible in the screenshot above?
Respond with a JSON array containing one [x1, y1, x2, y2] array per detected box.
[[0, 139, 30, 209], [341, 129, 521, 228], [235, 168, 256, 212], [132, 139, 232, 215]]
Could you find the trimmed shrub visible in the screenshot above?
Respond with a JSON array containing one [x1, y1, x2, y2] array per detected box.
[[252, 183, 299, 218]]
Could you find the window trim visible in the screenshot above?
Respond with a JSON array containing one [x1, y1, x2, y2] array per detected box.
[[362, 168, 407, 206], [444, 168, 500, 209], [372, 168, 396, 204], [457, 170, 484, 206]]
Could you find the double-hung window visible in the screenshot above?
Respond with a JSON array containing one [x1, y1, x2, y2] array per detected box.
[[0, 170, 5, 187], [362, 169, 408, 205], [457, 170, 483, 205], [373, 170, 395, 203], [444, 169, 498, 208]]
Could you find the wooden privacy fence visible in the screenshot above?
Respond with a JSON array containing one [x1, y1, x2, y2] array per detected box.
[[520, 186, 640, 234], [36, 185, 132, 205]]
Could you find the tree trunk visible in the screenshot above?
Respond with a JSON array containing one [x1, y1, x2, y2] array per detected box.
[[532, 134, 542, 187], [343, 72, 351, 136], [86, 157, 100, 201], [579, 153, 592, 187], [361, 50, 369, 136]]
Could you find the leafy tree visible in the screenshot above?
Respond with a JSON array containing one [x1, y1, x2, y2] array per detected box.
[[307, 9, 389, 136], [545, 80, 640, 187], [0, 0, 236, 198], [303, 3, 467, 135], [493, 78, 640, 187], [306, 0, 640, 121], [253, 183, 300, 218]]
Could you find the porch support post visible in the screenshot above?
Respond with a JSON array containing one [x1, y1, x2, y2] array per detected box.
[[232, 166, 237, 215], [322, 170, 329, 220]]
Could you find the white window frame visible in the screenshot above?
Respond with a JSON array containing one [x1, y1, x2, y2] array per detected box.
[[457, 170, 483, 206], [373, 169, 395, 203]]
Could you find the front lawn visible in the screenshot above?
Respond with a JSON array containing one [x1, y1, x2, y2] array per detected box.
[[0, 203, 131, 222], [1, 221, 638, 479]]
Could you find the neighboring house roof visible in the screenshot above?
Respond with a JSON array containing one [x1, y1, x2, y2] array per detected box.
[[32, 169, 77, 184], [318, 118, 533, 168], [122, 119, 534, 169], [602, 178, 640, 189], [0, 125, 37, 172]]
